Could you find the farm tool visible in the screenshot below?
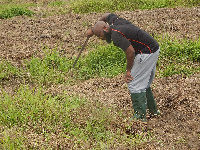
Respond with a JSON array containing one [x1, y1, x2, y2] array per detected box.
[[72, 36, 89, 68]]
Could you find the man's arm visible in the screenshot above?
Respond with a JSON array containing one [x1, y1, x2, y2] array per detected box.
[[125, 45, 135, 83], [99, 13, 111, 22], [86, 13, 111, 37]]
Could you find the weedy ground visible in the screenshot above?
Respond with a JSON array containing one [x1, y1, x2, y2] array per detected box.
[[0, 0, 199, 149]]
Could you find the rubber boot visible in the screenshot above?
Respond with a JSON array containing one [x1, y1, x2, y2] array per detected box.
[[131, 92, 147, 122], [146, 87, 160, 117]]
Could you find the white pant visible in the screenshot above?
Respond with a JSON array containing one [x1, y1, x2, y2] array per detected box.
[[127, 48, 160, 93]]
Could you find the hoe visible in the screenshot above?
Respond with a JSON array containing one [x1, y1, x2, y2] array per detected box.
[[72, 36, 89, 68]]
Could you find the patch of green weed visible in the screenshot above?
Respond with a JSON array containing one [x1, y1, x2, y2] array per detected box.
[[70, 0, 200, 13], [136, 0, 199, 10], [0, 85, 150, 149], [48, 0, 66, 6], [25, 48, 72, 84], [20, 35, 200, 85], [0, 60, 22, 80], [74, 43, 126, 80], [0, 7, 34, 19], [159, 36, 200, 62], [25, 44, 126, 83], [25, 36, 200, 83], [0, 128, 26, 150], [157, 36, 200, 77], [0, 86, 61, 127], [74, 37, 200, 79], [1, 0, 199, 17]]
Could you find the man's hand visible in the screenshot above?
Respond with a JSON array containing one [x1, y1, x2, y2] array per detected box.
[[86, 28, 94, 37], [125, 70, 133, 83]]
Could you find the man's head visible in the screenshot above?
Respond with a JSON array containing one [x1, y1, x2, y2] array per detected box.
[[93, 21, 111, 43]]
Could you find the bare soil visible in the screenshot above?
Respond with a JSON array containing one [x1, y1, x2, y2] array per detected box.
[[0, 7, 199, 149]]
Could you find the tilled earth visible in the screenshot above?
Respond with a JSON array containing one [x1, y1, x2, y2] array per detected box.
[[0, 7, 200, 149]]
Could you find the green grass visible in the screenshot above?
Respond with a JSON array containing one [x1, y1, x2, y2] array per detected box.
[[26, 36, 199, 81], [74, 37, 199, 79], [0, 85, 151, 149], [0, 7, 34, 19], [0, 0, 66, 19], [24, 44, 125, 83], [23, 44, 125, 84], [70, 0, 200, 13], [0, 60, 22, 80], [0, 0, 199, 18], [74, 43, 126, 80], [0, 1, 35, 19], [48, 0, 67, 6], [159, 36, 200, 62], [1, 36, 199, 85], [25, 47, 75, 85], [157, 36, 200, 77]]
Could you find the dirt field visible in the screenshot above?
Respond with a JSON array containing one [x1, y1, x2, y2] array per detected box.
[[0, 7, 199, 149]]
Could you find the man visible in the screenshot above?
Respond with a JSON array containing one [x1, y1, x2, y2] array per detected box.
[[86, 13, 160, 121]]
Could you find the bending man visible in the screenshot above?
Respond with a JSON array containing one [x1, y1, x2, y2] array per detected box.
[[86, 13, 160, 121]]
